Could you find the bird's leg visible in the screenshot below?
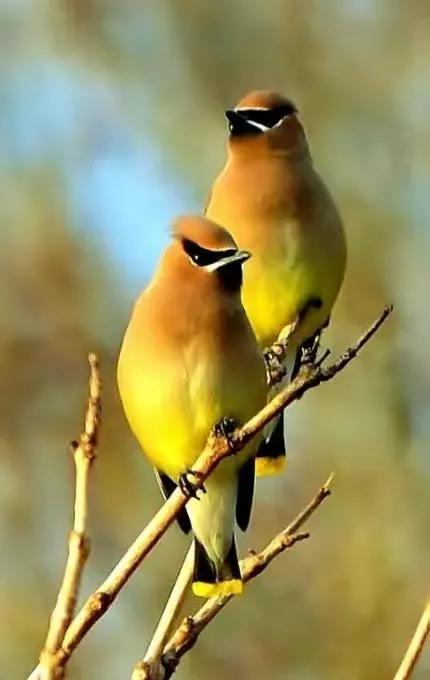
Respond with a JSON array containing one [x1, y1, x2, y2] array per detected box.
[[178, 470, 207, 500], [299, 313, 330, 369], [179, 418, 238, 500], [263, 321, 299, 384], [263, 343, 287, 383], [300, 331, 322, 367], [264, 299, 323, 384], [213, 416, 238, 450]]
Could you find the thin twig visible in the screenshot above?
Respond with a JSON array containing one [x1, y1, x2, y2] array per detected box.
[[50, 307, 391, 675], [30, 354, 101, 680], [137, 543, 194, 680], [238, 306, 393, 449], [143, 475, 332, 679], [394, 599, 430, 680]]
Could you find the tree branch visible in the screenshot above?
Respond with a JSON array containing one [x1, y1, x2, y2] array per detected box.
[[34, 353, 101, 680], [132, 475, 333, 679], [47, 306, 391, 675], [141, 543, 194, 675], [394, 599, 430, 680]]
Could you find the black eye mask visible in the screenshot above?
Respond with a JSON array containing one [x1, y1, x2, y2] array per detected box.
[[181, 238, 237, 267]]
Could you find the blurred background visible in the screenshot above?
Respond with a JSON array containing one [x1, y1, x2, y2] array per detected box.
[[1, 1, 429, 678]]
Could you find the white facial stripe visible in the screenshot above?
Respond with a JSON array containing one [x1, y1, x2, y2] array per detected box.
[[205, 247, 237, 252], [204, 257, 236, 272], [234, 106, 270, 111], [273, 115, 288, 129], [245, 119, 270, 132], [204, 251, 250, 272], [233, 107, 289, 132], [185, 247, 241, 269], [186, 248, 236, 267]]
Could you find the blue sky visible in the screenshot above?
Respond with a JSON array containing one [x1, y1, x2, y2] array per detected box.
[[1, 57, 194, 293]]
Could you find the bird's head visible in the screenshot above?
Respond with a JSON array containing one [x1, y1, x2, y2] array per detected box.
[[225, 90, 308, 157], [165, 215, 251, 293]]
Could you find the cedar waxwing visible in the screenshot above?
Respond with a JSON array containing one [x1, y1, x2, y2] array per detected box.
[[117, 215, 266, 597], [206, 90, 347, 476]]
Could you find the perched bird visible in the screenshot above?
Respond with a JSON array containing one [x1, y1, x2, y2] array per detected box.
[[117, 215, 266, 597], [206, 90, 347, 475]]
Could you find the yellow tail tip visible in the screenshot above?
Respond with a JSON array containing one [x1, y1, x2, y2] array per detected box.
[[255, 455, 287, 477], [193, 579, 243, 598]]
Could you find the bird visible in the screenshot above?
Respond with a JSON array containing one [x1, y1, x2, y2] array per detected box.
[[117, 215, 267, 597], [205, 90, 347, 476]]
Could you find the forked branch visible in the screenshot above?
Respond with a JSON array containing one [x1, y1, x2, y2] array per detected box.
[[35, 354, 101, 680], [33, 306, 392, 678], [133, 475, 333, 680]]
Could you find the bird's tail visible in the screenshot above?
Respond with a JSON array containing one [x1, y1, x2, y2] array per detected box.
[[192, 537, 243, 598], [255, 411, 287, 477]]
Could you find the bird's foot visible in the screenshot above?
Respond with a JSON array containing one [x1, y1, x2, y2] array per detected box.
[[263, 342, 287, 385], [213, 416, 238, 450], [178, 470, 206, 500], [300, 333, 321, 367], [263, 345, 286, 384]]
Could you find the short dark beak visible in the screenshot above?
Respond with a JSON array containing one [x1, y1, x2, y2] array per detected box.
[[234, 250, 252, 264], [217, 249, 251, 267], [206, 249, 252, 271]]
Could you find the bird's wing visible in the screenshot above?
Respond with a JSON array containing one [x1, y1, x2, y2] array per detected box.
[[154, 468, 192, 534], [235, 456, 256, 531]]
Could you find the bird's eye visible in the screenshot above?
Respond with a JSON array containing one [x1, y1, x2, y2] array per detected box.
[[181, 238, 237, 268], [245, 105, 296, 128], [182, 238, 213, 265]]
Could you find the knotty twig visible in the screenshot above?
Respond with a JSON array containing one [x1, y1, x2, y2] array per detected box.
[[141, 543, 194, 677], [394, 599, 430, 680], [31, 354, 101, 680], [133, 475, 333, 679], [47, 306, 391, 676]]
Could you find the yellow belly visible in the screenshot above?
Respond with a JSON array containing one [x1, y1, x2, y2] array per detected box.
[[118, 343, 264, 481], [242, 247, 341, 348], [206, 161, 346, 350]]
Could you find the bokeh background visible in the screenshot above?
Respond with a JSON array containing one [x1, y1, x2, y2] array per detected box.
[[1, 1, 429, 678]]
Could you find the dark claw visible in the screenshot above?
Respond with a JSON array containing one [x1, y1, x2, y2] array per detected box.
[[178, 470, 206, 499], [264, 342, 285, 362], [213, 416, 238, 449], [300, 331, 322, 367]]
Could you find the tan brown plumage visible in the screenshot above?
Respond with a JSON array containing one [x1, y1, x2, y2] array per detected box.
[[117, 215, 266, 596], [206, 90, 347, 474]]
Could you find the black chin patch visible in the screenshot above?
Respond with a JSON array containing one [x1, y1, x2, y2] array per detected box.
[[216, 261, 243, 293]]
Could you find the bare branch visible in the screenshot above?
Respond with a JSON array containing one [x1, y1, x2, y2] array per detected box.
[[140, 544, 194, 678], [35, 353, 101, 680], [237, 306, 393, 450], [134, 475, 332, 680], [394, 599, 430, 680], [50, 307, 391, 674]]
